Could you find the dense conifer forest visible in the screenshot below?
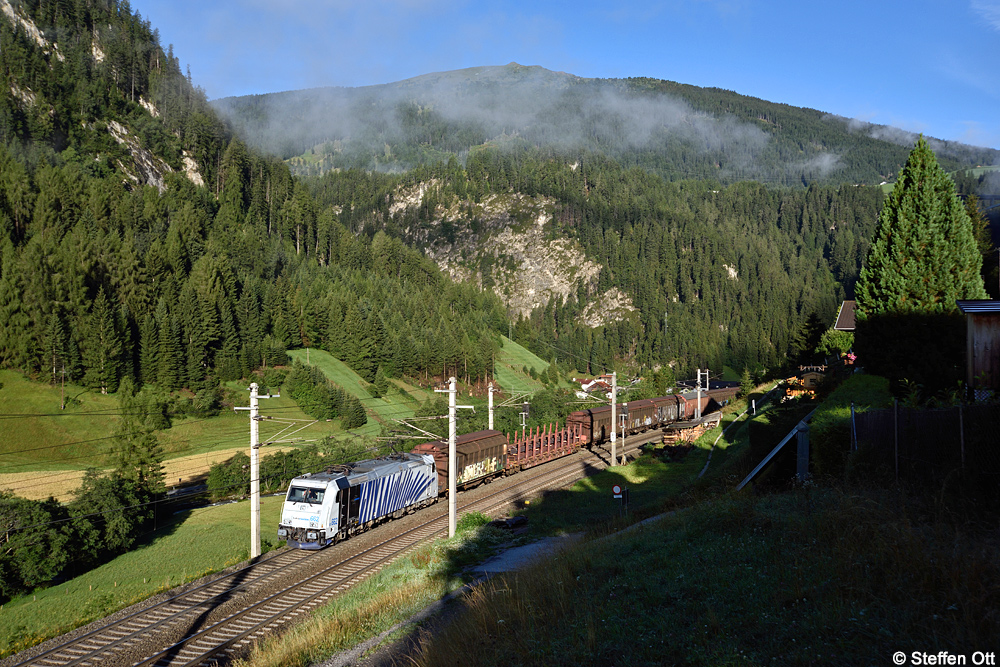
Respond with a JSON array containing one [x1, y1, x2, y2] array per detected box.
[[304, 153, 885, 374]]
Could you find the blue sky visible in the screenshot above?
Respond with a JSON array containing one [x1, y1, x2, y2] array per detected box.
[[135, 0, 1000, 151]]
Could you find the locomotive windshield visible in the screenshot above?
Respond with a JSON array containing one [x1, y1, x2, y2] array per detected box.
[[287, 486, 325, 504]]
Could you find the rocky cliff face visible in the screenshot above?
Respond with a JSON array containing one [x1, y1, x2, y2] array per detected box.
[[391, 184, 636, 326], [1, 1, 205, 193]]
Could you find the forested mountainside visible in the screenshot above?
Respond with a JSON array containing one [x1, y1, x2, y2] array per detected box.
[[304, 152, 884, 374], [0, 0, 507, 397], [0, 0, 976, 394], [214, 63, 1000, 187]]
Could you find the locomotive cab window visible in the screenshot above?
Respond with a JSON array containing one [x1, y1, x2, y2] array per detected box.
[[288, 486, 325, 504]]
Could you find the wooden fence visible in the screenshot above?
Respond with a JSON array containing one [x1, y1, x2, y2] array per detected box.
[[853, 402, 1000, 487]]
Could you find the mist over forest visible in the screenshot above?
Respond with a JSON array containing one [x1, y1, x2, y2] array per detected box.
[[214, 63, 1000, 187]]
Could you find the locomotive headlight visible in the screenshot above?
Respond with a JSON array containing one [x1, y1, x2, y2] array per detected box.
[[306, 531, 318, 540], [277, 528, 287, 537]]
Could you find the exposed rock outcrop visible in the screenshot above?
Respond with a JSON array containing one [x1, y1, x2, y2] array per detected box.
[[1, 0, 64, 62], [391, 184, 635, 327], [107, 120, 173, 193]]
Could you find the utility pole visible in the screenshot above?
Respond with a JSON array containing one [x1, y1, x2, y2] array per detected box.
[[488, 382, 495, 430], [620, 402, 628, 465], [435, 377, 473, 538], [695, 369, 709, 420], [695, 369, 702, 420], [610, 371, 617, 467], [235, 382, 278, 560]]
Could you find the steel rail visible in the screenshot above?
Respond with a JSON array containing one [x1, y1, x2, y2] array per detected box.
[[10, 549, 318, 667], [11, 431, 656, 667], [135, 457, 602, 666]]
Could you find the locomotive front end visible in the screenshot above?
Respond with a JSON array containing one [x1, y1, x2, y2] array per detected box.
[[277, 476, 340, 549]]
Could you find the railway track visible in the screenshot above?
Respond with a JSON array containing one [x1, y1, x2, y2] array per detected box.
[[9, 432, 658, 667]]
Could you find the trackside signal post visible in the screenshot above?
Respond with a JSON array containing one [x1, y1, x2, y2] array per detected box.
[[435, 377, 474, 538], [235, 383, 278, 560]]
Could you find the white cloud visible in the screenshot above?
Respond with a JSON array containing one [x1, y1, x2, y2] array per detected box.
[[956, 121, 1000, 152], [971, 0, 1000, 31]]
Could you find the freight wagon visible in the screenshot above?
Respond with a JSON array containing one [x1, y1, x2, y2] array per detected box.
[[411, 430, 508, 492], [568, 388, 737, 446]]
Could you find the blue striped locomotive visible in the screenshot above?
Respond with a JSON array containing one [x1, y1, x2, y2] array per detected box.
[[277, 452, 438, 549]]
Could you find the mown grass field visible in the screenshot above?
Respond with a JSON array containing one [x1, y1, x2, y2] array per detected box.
[[0, 370, 335, 501], [0, 496, 286, 658], [0, 337, 556, 502], [0, 370, 122, 470]]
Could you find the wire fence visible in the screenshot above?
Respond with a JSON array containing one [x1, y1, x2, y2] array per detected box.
[[853, 402, 1000, 495]]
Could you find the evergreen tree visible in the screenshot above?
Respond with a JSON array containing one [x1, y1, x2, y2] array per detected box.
[[109, 377, 165, 495], [139, 313, 158, 386], [373, 365, 389, 397], [81, 288, 122, 394], [856, 137, 987, 318], [854, 137, 987, 390], [965, 194, 998, 298]]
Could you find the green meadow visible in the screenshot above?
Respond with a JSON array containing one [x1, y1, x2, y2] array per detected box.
[[0, 496, 286, 658]]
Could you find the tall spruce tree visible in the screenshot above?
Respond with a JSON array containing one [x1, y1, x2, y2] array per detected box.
[[856, 137, 987, 317], [854, 137, 987, 391]]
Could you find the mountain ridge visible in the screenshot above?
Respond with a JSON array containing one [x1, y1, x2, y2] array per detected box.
[[213, 62, 1000, 187]]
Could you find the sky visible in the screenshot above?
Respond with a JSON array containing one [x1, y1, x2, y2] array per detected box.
[[134, 0, 1000, 151]]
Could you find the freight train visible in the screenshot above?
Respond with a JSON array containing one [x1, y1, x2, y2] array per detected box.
[[277, 426, 582, 549], [278, 387, 738, 549], [567, 387, 738, 445]]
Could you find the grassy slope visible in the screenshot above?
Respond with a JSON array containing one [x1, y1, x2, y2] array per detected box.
[[494, 335, 570, 393], [0, 496, 286, 657], [412, 486, 999, 666], [0, 371, 335, 501], [0, 370, 121, 469], [285, 348, 437, 437], [2, 339, 557, 501]]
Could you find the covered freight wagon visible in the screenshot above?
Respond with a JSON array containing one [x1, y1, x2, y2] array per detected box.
[[623, 399, 658, 432], [412, 430, 508, 492], [651, 394, 686, 424]]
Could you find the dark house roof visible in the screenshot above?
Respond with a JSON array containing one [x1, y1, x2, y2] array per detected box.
[[957, 300, 1000, 314], [834, 300, 856, 331]]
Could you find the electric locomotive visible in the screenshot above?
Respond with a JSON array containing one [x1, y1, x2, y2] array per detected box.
[[277, 452, 437, 549]]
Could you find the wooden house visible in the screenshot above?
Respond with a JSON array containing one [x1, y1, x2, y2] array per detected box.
[[956, 300, 1000, 398]]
